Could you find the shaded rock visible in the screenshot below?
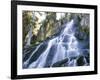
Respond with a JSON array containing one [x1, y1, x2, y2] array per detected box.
[[52, 58, 68, 67], [23, 46, 37, 62], [85, 56, 90, 64], [25, 42, 48, 67], [81, 49, 89, 57], [76, 56, 85, 66], [74, 31, 87, 41]]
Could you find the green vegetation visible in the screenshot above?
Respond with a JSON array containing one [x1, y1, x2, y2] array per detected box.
[[22, 11, 90, 47]]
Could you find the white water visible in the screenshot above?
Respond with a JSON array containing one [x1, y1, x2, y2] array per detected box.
[[24, 26, 33, 47], [24, 19, 88, 68], [28, 38, 57, 68], [24, 43, 42, 67]]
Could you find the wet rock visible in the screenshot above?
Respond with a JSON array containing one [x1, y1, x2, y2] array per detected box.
[[68, 59, 76, 66], [23, 46, 37, 62], [81, 49, 89, 57], [24, 42, 48, 68], [76, 56, 85, 66], [52, 58, 68, 67], [81, 49, 90, 64], [74, 31, 87, 41], [85, 56, 90, 64]]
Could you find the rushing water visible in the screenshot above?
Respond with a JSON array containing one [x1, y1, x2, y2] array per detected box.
[[23, 19, 89, 68]]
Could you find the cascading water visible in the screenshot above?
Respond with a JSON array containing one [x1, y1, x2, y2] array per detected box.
[[23, 19, 89, 68], [24, 26, 33, 47]]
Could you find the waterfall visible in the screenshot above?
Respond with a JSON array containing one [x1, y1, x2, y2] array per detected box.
[[23, 19, 89, 68], [24, 26, 33, 47]]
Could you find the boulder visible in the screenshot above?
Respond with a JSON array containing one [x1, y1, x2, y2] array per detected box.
[[52, 58, 68, 67]]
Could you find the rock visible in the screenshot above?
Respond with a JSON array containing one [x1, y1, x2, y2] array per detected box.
[[85, 56, 90, 64], [81, 49, 90, 64], [76, 56, 85, 66], [52, 58, 68, 67], [23, 46, 37, 62], [24, 42, 48, 67], [80, 14, 90, 27], [74, 31, 87, 41], [81, 49, 89, 57]]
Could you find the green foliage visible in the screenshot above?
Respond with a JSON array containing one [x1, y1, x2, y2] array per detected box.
[[23, 11, 90, 47], [80, 26, 89, 36], [23, 11, 33, 41]]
